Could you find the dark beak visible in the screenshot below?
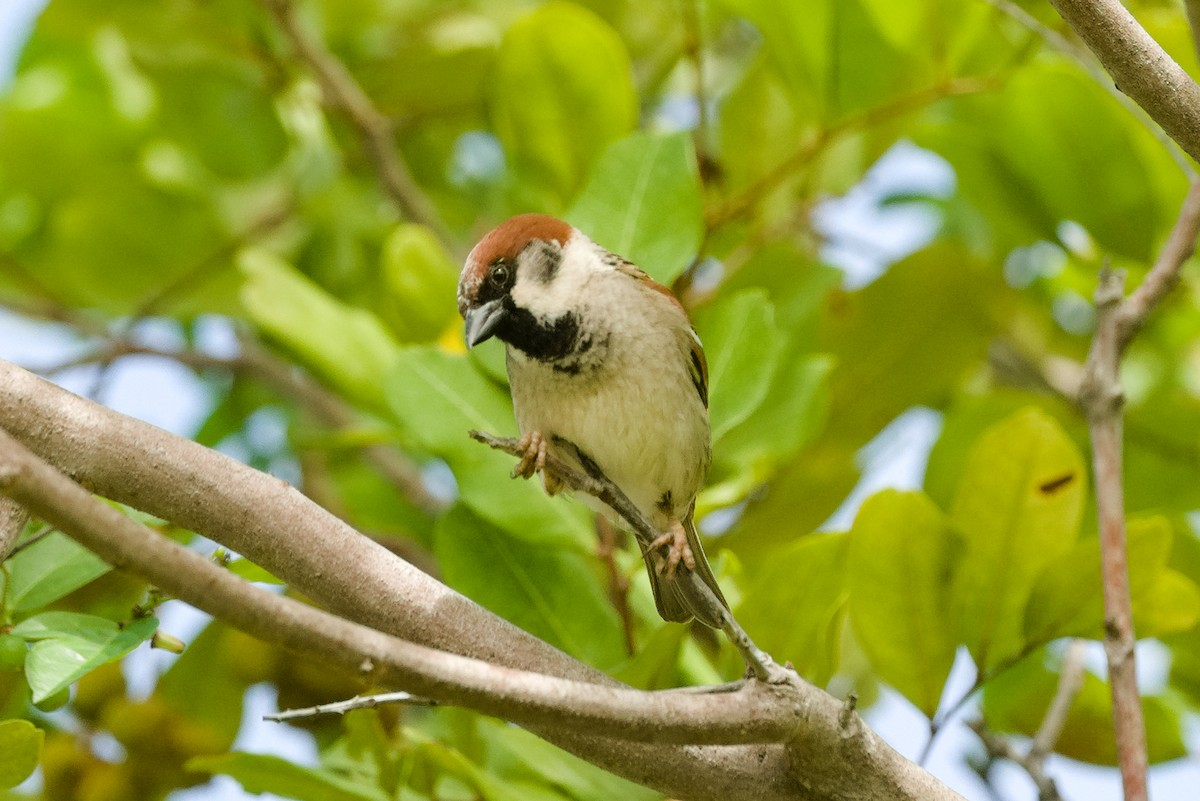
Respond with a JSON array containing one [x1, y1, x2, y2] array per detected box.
[[464, 299, 506, 347]]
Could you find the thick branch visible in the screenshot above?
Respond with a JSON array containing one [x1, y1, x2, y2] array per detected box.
[[1048, 0, 1200, 164], [0, 358, 966, 801], [0, 430, 805, 747], [0, 496, 27, 561], [260, 0, 453, 245]]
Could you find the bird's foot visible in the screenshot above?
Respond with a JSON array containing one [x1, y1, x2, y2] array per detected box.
[[511, 431, 565, 495], [648, 519, 695, 581], [511, 431, 549, 479]]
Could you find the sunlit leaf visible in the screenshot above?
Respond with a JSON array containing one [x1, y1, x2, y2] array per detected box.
[[239, 250, 401, 412], [4, 531, 111, 611], [490, 1, 636, 204], [848, 490, 959, 716], [567, 132, 703, 283], [736, 532, 848, 685], [950, 408, 1085, 671], [12, 613, 158, 703], [0, 720, 43, 789], [188, 752, 389, 801], [435, 504, 624, 669]]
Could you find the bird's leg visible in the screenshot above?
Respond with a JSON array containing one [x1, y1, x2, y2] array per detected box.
[[647, 517, 696, 580], [511, 431, 565, 495], [511, 431, 548, 479]]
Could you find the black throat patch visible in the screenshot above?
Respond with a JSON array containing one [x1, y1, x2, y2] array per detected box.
[[495, 303, 580, 363]]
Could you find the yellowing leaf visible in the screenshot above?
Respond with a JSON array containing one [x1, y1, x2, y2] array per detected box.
[[848, 490, 959, 716], [1025, 517, 1186, 643], [950, 408, 1085, 671], [0, 720, 43, 789]]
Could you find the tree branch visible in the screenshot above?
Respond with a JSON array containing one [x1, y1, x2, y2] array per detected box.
[[1117, 180, 1200, 346], [0, 357, 967, 801], [1072, 177, 1200, 801], [1079, 267, 1149, 801], [1048, 0, 1200, 164], [0, 429, 809, 745], [0, 496, 27, 561], [259, 0, 453, 245]]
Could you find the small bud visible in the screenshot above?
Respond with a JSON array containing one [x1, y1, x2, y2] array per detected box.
[[151, 631, 186, 654]]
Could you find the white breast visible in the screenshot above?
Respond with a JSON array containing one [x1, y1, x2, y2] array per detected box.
[[505, 273, 710, 525]]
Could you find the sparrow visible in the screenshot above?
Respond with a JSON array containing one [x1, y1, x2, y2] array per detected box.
[[457, 213, 728, 628]]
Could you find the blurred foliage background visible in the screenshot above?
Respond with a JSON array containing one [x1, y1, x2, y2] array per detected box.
[[1, 0, 1200, 799]]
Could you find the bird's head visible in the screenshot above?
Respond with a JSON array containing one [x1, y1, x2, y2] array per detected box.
[[457, 214, 588, 356]]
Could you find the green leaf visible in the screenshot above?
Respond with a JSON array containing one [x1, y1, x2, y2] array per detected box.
[[1025, 517, 1200, 643], [378, 224, 459, 343], [0, 720, 43, 789], [848, 490, 959, 717], [950, 408, 1086, 671], [1135, 569, 1200, 638], [693, 289, 781, 441], [821, 244, 1012, 445], [490, 1, 636, 204], [187, 752, 389, 801], [239, 249, 401, 412], [703, 352, 832, 512], [481, 718, 659, 801], [225, 557, 284, 585], [735, 532, 849, 685], [984, 652, 1187, 765], [385, 346, 592, 548], [157, 622, 245, 750], [4, 531, 111, 611], [567, 132, 703, 283], [713, 0, 916, 119], [434, 505, 624, 669], [11, 613, 158, 703]]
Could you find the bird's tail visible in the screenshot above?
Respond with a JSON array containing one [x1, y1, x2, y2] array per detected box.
[[643, 511, 729, 629]]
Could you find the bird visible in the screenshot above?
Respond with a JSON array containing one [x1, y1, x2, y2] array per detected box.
[[456, 213, 728, 628]]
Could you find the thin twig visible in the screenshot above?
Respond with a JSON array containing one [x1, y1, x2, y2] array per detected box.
[[260, 0, 453, 246], [707, 77, 999, 228], [968, 719, 1063, 801], [267, 691, 436, 721], [969, 639, 1087, 801], [1072, 178, 1200, 801], [1031, 640, 1088, 760], [1118, 180, 1200, 346], [468, 429, 788, 683], [596, 515, 636, 656]]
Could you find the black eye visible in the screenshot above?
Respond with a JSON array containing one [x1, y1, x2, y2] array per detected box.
[[489, 262, 509, 287]]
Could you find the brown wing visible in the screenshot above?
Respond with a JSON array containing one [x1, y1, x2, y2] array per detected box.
[[686, 329, 708, 409], [612, 260, 708, 408]]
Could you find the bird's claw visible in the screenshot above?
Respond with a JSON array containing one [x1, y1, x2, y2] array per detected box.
[[511, 431, 548, 479], [511, 431, 565, 495], [648, 519, 695, 581]]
